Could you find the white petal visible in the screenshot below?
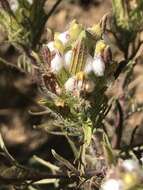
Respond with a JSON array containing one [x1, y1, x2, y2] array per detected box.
[[64, 77, 76, 92], [77, 80, 83, 91], [92, 55, 105, 76], [101, 179, 123, 190], [84, 54, 94, 74], [10, 0, 19, 11], [58, 31, 70, 45], [122, 159, 139, 172], [64, 50, 73, 69], [51, 53, 63, 74], [46, 41, 55, 52], [27, 0, 33, 4]]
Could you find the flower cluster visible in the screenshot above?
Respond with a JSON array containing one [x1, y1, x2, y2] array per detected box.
[[101, 159, 143, 190], [42, 20, 113, 97]]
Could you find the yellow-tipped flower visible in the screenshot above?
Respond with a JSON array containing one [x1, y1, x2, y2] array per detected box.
[[84, 54, 94, 74], [92, 55, 105, 76], [55, 31, 70, 46], [75, 71, 85, 81], [88, 23, 102, 39], [54, 39, 65, 54], [51, 52, 64, 74], [69, 20, 83, 41], [95, 40, 106, 54], [64, 50, 73, 70]]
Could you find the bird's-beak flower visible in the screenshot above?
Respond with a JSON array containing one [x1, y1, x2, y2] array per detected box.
[[92, 55, 105, 76], [46, 41, 56, 52], [122, 159, 139, 172], [57, 31, 70, 45], [64, 77, 76, 92], [84, 54, 94, 74], [101, 179, 123, 190], [64, 50, 73, 70], [51, 52, 64, 74], [69, 20, 83, 41]]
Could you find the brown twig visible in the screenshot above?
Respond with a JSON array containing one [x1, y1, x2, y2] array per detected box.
[[112, 100, 124, 149]]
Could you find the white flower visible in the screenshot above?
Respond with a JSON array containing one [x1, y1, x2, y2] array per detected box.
[[122, 159, 139, 172], [27, 0, 33, 4], [92, 55, 105, 76], [64, 50, 73, 69], [51, 53, 64, 74], [46, 41, 56, 52], [10, 0, 19, 12], [64, 77, 76, 92], [58, 31, 70, 45], [84, 54, 93, 74], [101, 179, 123, 190]]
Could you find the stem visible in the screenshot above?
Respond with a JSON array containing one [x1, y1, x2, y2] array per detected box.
[[112, 99, 124, 149], [32, 0, 63, 49]]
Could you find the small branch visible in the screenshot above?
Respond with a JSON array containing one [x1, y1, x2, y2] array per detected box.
[[32, 0, 63, 48], [112, 100, 124, 149], [129, 125, 139, 147], [129, 40, 143, 60], [125, 106, 143, 119]]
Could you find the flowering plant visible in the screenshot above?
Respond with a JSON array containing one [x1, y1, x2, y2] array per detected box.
[[0, 0, 143, 190]]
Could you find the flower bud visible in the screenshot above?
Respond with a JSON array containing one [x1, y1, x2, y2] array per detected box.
[[88, 23, 102, 39], [69, 20, 83, 41], [92, 55, 105, 76], [85, 80, 95, 93], [95, 40, 106, 54]]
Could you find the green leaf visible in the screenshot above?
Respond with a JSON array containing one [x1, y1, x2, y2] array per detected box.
[[83, 118, 92, 147], [52, 149, 79, 176], [102, 132, 116, 166]]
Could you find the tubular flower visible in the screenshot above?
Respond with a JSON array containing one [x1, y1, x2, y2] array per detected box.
[[92, 55, 105, 76], [101, 179, 123, 190], [69, 20, 83, 41], [122, 159, 139, 172], [56, 31, 70, 45], [64, 77, 76, 92], [50, 52, 64, 74], [64, 50, 73, 70], [84, 54, 94, 74], [46, 41, 55, 52]]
